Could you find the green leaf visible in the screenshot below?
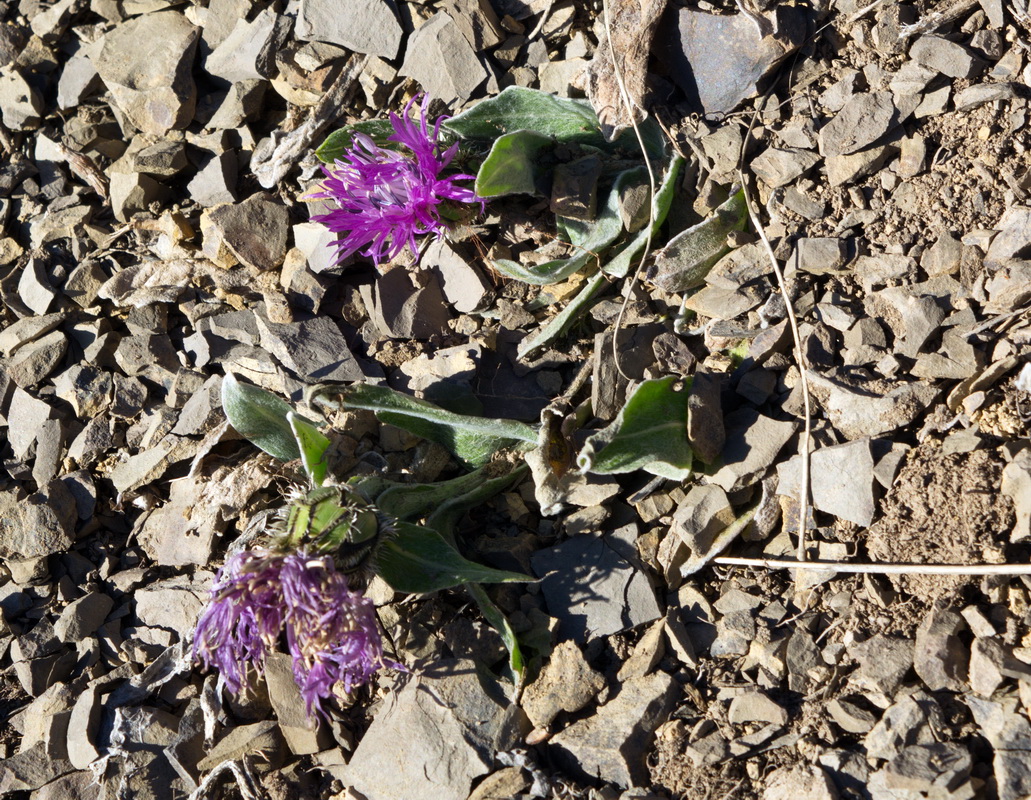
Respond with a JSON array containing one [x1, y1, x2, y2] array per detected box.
[[644, 188, 748, 293], [221, 373, 300, 462], [289, 412, 331, 487], [444, 87, 666, 160], [490, 168, 637, 285], [603, 155, 684, 278], [425, 464, 528, 540], [517, 270, 609, 361], [578, 376, 693, 481], [378, 522, 534, 594], [474, 130, 555, 198], [466, 582, 525, 682], [307, 383, 537, 469], [444, 87, 604, 144]]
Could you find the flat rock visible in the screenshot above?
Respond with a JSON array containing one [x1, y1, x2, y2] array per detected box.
[[1002, 449, 1031, 542], [532, 524, 662, 641], [967, 694, 1031, 800], [866, 287, 946, 358], [849, 634, 914, 698], [825, 143, 896, 187], [819, 91, 897, 157], [264, 652, 327, 756], [728, 692, 788, 726], [93, 12, 200, 135], [341, 660, 516, 800], [2, 329, 67, 388], [399, 11, 488, 105], [663, 6, 809, 116], [864, 692, 942, 762], [0, 489, 74, 561], [914, 608, 967, 692], [708, 408, 796, 493], [296, 0, 402, 59], [362, 267, 453, 340], [806, 372, 939, 440], [670, 483, 735, 558], [133, 575, 210, 640], [520, 640, 606, 728], [203, 193, 289, 270], [763, 764, 838, 800], [909, 34, 984, 79], [204, 7, 279, 82], [54, 592, 114, 643], [255, 313, 365, 383], [751, 146, 821, 188], [777, 438, 876, 526], [18, 257, 57, 315], [0, 68, 43, 130], [877, 742, 972, 796], [790, 237, 848, 275], [109, 171, 168, 222], [549, 672, 679, 788], [187, 150, 237, 207]]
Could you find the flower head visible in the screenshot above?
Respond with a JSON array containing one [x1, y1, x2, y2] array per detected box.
[[193, 548, 389, 717], [311, 94, 484, 267]]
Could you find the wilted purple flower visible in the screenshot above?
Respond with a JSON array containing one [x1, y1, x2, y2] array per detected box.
[[194, 548, 389, 716], [311, 93, 484, 267]]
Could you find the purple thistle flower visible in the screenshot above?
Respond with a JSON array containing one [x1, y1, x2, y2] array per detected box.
[[193, 548, 389, 717], [311, 93, 484, 267]]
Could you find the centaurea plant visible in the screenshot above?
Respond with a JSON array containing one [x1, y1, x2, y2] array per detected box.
[[311, 94, 484, 267]]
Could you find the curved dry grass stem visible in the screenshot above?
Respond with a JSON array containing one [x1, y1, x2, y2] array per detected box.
[[602, 0, 658, 384], [714, 556, 1031, 576]]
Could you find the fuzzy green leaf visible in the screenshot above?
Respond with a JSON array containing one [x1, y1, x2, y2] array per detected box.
[[221, 373, 300, 462], [289, 412, 331, 487], [378, 522, 534, 593], [474, 130, 555, 198], [578, 376, 693, 480]]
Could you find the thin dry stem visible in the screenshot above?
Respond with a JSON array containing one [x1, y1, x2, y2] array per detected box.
[[714, 556, 1031, 576]]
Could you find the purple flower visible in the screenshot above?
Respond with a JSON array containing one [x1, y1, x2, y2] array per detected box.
[[193, 548, 389, 716], [311, 94, 484, 267]]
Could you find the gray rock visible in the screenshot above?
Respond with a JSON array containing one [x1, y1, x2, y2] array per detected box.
[[921, 230, 962, 276], [293, 221, 338, 275], [986, 205, 1031, 266], [114, 137, 188, 178], [1002, 449, 1031, 542], [206, 80, 265, 129], [187, 150, 237, 207], [967, 694, 1031, 800], [57, 44, 103, 111], [93, 12, 200, 135], [204, 193, 288, 270], [819, 91, 897, 157], [0, 311, 66, 357], [914, 608, 967, 692], [296, 0, 402, 59], [549, 672, 679, 788], [532, 524, 662, 641], [849, 634, 914, 697], [342, 660, 517, 800], [0, 68, 43, 130], [264, 652, 328, 755], [670, 484, 734, 558], [864, 691, 942, 762], [520, 640, 606, 728], [878, 742, 972, 795], [789, 237, 848, 275], [827, 696, 878, 734], [708, 408, 796, 493], [751, 146, 821, 188], [986, 261, 1031, 314], [969, 637, 1031, 697], [109, 171, 168, 222], [728, 692, 788, 726], [170, 374, 222, 436], [55, 592, 114, 643], [399, 12, 488, 105], [0, 489, 74, 561], [806, 372, 939, 440], [664, 6, 808, 116], [3, 329, 66, 388], [255, 313, 365, 383], [777, 438, 876, 526], [909, 35, 984, 79], [6, 385, 54, 460], [66, 683, 103, 769], [17, 257, 57, 315], [954, 81, 1017, 111], [763, 764, 838, 800], [204, 7, 278, 82], [362, 266, 453, 340], [0, 742, 75, 793], [867, 286, 947, 358], [280, 248, 327, 315], [825, 143, 895, 187], [196, 721, 284, 772], [133, 575, 209, 640]]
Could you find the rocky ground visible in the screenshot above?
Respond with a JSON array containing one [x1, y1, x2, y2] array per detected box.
[[2, 0, 1031, 798]]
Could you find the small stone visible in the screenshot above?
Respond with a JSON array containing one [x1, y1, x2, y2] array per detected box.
[[66, 683, 103, 769], [187, 150, 237, 207], [777, 438, 876, 526], [913, 608, 967, 692], [752, 146, 821, 188], [825, 144, 895, 187], [819, 92, 897, 157], [54, 592, 114, 643], [255, 313, 365, 383], [920, 230, 961, 276], [3, 329, 67, 388], [0, 68, 43, 130], [954, 82, 1017, 111], [789, 237, 848, 275], [864, 692, 942, 762], [399, 11, 488, 105], [1002, 449, 1031, 542], [849, 634, 914, 697], [909, 34, 984, 79], [204, 193, 289, 270], [295, 0, 402, 58], [709, 409, 796, 493], [728, 692, 788, 726], [17, 257, 57, 316], [763, 764, 838, 800], [207, 80, 265, 129], [898, 134, 927, 178], [521, 640, 606, 728], [827, 696, 878, 734], [550, 672, 679, 789], [92, 12, 200, 135], [204, 7, 279, 83], [109, 171, 167, 222]]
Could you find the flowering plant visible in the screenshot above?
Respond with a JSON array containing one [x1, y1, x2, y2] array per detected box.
[[310, 94, 484, 267]]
